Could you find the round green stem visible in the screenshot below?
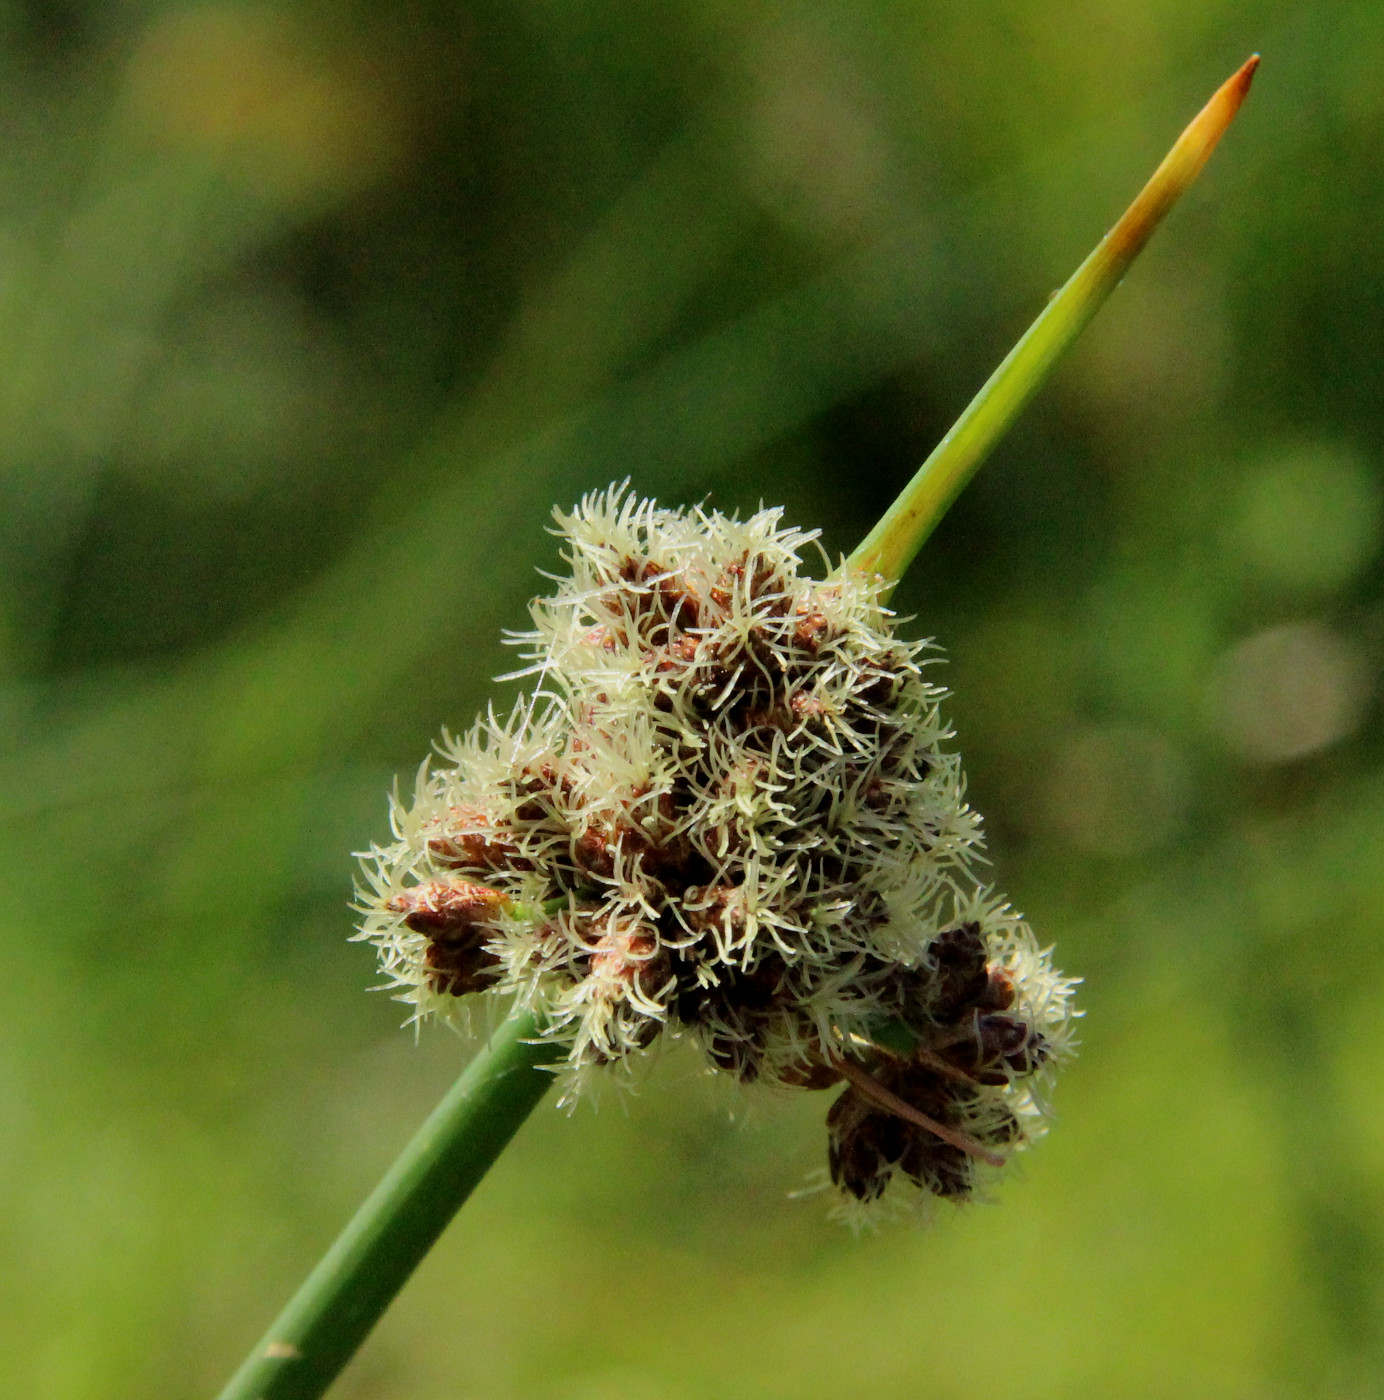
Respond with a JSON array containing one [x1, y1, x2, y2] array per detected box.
[[215, 1008, 554, 1400]]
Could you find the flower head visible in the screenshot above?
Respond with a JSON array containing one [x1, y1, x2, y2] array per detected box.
[[357, 484, 1077, 1212]]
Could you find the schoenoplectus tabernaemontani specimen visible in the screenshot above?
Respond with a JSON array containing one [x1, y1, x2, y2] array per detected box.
[[216, 56, 1259, 1400]]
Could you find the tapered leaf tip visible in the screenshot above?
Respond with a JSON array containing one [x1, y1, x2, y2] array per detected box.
[[1218, 55, 1260, 122], [1235, 54, 1261, 98], [1201, 54, 1260, 144]]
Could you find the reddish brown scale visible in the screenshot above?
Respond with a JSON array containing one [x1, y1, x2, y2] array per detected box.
[[669, 941, 790, 1044], [572, 823, 618, 879], [427, 806, 531, 873], [591, 558, 647, 629], [571, 808, 687, 886], [423, 939, 503, 996], [581, 625, 620, 652], [690, 666, 737, 714], [719, 662, 801, 742], [698, 638, 763, 703], [792, 606, 832, 654], [657, 634, 701, 670], [827, 1084, 907, 1201], [567, 919, 672, 1059], [855, 653, 907, 707], [587, 921, 667, 992], [387, 877, 509, 937], [611, 556, 702, 641], [682, 633, 765, 714], [747, 621, 792, 675], [715, 557, 748, 600], [513, 793, 549, 825], [743, 554, 794, 615], [879, 932, 1027, 1066], [707, 551, 793, 624], [649, 634, 708, 715], [511, 761, 575, 824], [529, 918, 568, 953], [788, 690, 830, 728], [588, 923, 655, 970], [388, 878, 509, 997], [695, 968, 798, 1082], [620, 780, 655, 828], [679, 884, 749, 950], [704, 818, 747, 861], [977, 967, 1017, 1011], [741, 702, 796, 735], [660, 784, 713, 879], [651, 575, 701, 636], [639, 808, 705, 886], [714, 755, 765, 800]]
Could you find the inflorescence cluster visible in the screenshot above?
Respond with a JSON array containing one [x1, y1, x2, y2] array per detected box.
[[357, 486, 1077, 1214]]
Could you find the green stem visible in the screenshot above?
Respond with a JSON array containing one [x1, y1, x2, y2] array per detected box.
[[215, 1008, 554, 1400], [847, 55, 1259, 591]]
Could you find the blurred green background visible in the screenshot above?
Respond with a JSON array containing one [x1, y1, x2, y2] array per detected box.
[[1, 2, 1381, 1396]]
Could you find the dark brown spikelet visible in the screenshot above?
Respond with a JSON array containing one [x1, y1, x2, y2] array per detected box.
[[939, 1013, 1049, 1085], [826, 1058, 1019, 1202], [387, 877, 508, 997], [828, 1084, 908, 1201], [925, 923, 991, 1021]]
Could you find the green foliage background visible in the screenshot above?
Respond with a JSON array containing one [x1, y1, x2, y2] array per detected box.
[[1, 3, 1381, 1396]]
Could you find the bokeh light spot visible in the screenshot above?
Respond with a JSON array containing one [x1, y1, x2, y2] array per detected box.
[[1207, 621, 1373, 764]]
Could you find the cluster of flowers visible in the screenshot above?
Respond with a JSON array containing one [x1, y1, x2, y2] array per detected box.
[[357, 486, 1077, 1213]]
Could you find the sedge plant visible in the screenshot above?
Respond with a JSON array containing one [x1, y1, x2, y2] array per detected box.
[[216, 55, 1259, 1400]]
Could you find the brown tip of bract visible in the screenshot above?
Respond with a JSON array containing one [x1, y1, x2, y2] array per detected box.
[[1217, 54, 1261, 124], [1171, 53, 1261, 175], [1105, 54, 1261, 266], [1235, 53, 1262, 96]]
